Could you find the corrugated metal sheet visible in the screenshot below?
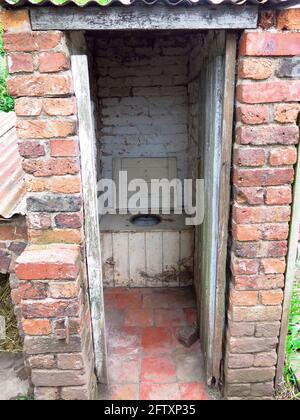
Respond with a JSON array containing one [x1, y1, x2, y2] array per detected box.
[[0, 0, 294, 6], [0, 112, 26, 219]]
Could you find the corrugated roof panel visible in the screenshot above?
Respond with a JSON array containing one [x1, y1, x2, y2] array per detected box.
[[0, 0, 294, 6], [0, 112, 26, 219]]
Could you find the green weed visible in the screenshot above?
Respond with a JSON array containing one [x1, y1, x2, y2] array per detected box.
[[0, 27, 14, 112]]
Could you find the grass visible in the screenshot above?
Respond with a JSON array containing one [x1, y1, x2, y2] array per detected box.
[[0, 27, 14, 113], [0, 275, 22, 352], [277, 285, 300, 400]]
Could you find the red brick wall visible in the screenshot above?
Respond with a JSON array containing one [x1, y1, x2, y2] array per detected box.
[[225, 9, 300, 400], [2, 10, 96, 400]]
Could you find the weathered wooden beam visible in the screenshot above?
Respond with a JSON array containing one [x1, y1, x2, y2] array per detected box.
[[30, 5, 258, 31], [70, 32, 108, 385]]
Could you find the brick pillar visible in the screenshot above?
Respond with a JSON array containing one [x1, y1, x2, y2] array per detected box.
[[225, 10, 300, 400], [3, 10, 96, 400]]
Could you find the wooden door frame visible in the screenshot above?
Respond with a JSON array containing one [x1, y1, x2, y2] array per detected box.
[[68, 29, 237, 387], [276, 119, 300, 387]]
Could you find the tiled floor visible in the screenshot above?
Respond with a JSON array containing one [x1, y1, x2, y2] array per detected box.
[[103, 287, 212, 400]]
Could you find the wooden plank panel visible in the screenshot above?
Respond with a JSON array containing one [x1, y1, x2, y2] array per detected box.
[[113, 232, 130, 287], [101, 232, 114, 288], [180, 230, 194, 287], [146, 232, 163, 288], [129, 232, 146, 287], [31, 6, 258, 31], [163, 231, 180, 288]]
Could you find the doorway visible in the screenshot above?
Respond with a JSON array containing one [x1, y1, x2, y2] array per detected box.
[[70, 29, 236, 399]]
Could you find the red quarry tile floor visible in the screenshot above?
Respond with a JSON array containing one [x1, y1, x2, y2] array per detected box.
[[104, 287, 215, 401]]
